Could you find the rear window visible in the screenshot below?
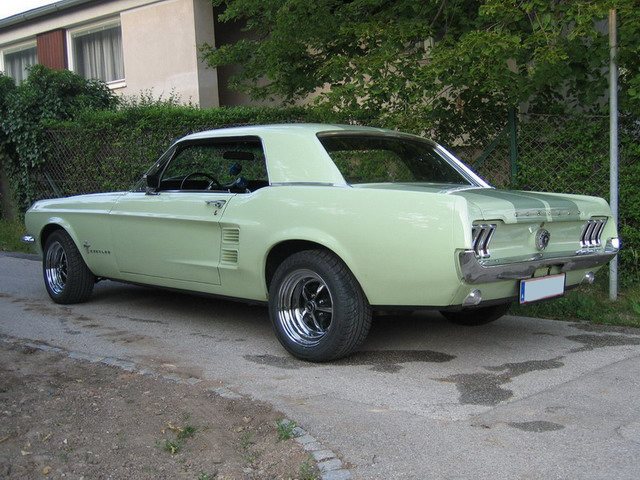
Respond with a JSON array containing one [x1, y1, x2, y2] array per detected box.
[[317, 133, 471, 185]]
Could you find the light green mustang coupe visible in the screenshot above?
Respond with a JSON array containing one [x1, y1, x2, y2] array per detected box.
[[23, 124, 619, 361]]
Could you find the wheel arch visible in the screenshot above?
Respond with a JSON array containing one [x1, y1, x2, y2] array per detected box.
[[264, 239, 366, 299], [40, 223, 66, 248], [39, 220, 85, 262]]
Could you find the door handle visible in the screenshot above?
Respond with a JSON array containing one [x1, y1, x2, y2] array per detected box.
[[205, 200, 226, 208]]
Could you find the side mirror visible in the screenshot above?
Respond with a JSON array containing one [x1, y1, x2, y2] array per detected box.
[[145, 173, 160, 193]]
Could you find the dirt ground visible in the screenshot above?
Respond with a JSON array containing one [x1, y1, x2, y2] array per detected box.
[[0, 342, 317, 480]]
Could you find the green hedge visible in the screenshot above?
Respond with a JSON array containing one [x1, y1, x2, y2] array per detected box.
[[31, 105, 640, 287], [513, 115, 639, 287], [43, 105, 344, 195], [0, 66, 117, 212]]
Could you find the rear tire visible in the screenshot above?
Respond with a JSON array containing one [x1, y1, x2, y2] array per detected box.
[[268, 250, 371, 362], [43, 230, 95, 304], [440, 303, 511, 326]]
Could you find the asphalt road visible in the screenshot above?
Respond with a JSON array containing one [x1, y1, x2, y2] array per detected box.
[[1, 253, 640, 479]]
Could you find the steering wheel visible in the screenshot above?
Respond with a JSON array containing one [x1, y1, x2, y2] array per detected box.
[[179, 172, 222, 190]]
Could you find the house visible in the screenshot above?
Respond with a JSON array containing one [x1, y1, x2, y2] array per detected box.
[[0, 0, 251, 107]]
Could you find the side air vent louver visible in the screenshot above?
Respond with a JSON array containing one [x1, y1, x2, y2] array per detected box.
[[471, 224, 497, 258], [222, 227, 240, 244], [580, 219, 606, 248], [221, 248, 238, 264]]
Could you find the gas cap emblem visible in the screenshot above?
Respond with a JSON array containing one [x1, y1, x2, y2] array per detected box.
[[535, 229, 551, 251]]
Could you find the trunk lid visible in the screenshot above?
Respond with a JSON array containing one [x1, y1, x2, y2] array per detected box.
[[448, 187, 609, 224], [352, 184, 610, 223], [352, 183, 613, 260]]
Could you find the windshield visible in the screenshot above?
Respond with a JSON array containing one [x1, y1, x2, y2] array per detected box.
[[318, 133, 474, 186]]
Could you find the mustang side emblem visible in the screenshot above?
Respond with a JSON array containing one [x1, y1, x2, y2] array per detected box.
[[83, 241, 110, 255], [535, 229, 551, 251]]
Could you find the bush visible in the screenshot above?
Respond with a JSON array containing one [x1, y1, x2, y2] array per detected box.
[[41, 105, 640, 287], [0, 66, 118, 211], [2, 67, 636, 287], [42, 104, 343, 195], [514, 115, 639, 286]]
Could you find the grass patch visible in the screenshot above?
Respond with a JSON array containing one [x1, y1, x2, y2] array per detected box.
[[276, 419, 297, 441], [510, 277, 640, 328], [157, 421, 198, 455], [161, 439, 182, 455], [238, 431, 260, 464], [298, 459, 319, 480], [0, 219, 31, 254], [176, 425, 197, 440], [239, 431, 254, 450]]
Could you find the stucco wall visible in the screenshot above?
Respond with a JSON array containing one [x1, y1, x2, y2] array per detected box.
[[120, 0, 218, 106], [192, 0, 218, 107]]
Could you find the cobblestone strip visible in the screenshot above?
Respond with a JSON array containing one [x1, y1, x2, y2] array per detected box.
[[290, 425, 353, 480], [0, 335, 354, 480]]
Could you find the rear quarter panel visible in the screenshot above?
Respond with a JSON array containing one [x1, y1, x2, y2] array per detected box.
[[219, 186, 470, 306]]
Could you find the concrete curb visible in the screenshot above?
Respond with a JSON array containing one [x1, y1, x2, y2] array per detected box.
[[0, 335, 353, 480], [287, 423, 353, 480], [0, 251, 40, 261]]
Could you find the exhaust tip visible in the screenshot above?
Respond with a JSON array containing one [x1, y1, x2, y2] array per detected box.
[[583, 272, 595, 284]]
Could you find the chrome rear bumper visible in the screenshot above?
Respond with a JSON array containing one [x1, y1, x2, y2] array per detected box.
[[459, 241, 619, 284]]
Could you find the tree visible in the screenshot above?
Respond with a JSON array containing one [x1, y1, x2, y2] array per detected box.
[[202, 0, 639, 142]]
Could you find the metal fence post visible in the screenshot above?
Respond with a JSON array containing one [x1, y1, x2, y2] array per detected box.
[[508, 107, 518, 182], [609, 9, 619, 301]]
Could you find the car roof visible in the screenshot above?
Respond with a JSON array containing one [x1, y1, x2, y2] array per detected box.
[[181, 123, 395, 141], [178, 123, 437, 185]]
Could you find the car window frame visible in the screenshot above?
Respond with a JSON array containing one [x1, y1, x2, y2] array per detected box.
[[154, 135, 268, 194], [316, 131, 489, 188]]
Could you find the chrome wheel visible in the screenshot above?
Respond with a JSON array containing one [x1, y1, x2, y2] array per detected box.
[[45, 241, 67, 295], [276, 269, 334, 347]]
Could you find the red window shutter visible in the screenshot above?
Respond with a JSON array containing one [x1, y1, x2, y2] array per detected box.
[[36, 29, 67, 70]]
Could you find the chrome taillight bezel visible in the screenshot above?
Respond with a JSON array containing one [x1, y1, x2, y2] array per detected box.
[[580, 219, 606, 249], [471, 224, 496, 258]]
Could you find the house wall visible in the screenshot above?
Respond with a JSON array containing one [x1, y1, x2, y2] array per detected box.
[[0, 0, 219, 107], [120, 0, 218, 106]]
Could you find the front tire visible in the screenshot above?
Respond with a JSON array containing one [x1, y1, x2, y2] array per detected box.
[[43, 230, 95, 304], [440, 303, 511, 326], [268, 250, 371, 362]]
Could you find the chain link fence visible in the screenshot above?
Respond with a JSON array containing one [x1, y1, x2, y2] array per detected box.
[[456, 113, 618, 196], [35, 128, 177, 200], [33, 113, 630, 200], [19, 112, 637, 286]]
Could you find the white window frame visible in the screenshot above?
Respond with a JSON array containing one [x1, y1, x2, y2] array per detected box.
[[66, 18, 126, 89], [0, 39, 38, 80]]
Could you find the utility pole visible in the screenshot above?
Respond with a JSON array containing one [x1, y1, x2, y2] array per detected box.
[[609, 9, 619, 301]]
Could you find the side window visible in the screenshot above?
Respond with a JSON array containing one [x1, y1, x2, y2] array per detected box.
[[159, 138, 268, 193]]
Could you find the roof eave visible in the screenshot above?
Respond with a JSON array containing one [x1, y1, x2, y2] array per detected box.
[[0, 0, 99, 31]]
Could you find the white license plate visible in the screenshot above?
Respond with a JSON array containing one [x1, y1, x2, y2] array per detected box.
[[519, 274, 565, 304]]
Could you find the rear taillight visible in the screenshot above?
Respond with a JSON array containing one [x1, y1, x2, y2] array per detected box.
[[580, 219, 606, 248], [471, 224, 496, 258]]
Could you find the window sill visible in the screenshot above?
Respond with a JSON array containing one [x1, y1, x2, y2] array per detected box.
[[107, 79, 126, 90]]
